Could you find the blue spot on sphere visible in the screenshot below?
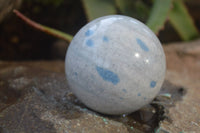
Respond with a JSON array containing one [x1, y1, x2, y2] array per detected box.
[[86, 39, 94, 47], [119, 97, 124, 100], [74, 72, 78, 76], [150, 81, 156, 88], [136, 38, 149, 52], [85, 29, 94, 36], [103, 36, 109, 42], [137, 93, 141, 96], [122, 89, 127, 93], [96, 66, 120, 85]]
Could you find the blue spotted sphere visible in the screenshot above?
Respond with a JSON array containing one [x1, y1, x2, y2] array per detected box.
[[65, 15, 166, 115]]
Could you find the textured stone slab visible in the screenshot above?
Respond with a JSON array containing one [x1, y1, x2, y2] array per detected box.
[[0, 61, 130, 133], [0, 40, 200, 133], [157, 39, 200, 133]]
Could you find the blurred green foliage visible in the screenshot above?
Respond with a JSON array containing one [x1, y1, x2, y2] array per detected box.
[[82, 0, 116, 21], [146, 0, 172, 34], [23, 0, 199, 41], [115, 0, 150, 22], [82, 0, 199, 41], [168, 0, 199, 40]]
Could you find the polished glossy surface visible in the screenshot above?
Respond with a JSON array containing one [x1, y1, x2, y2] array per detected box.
[[65, 15, 166, 115]]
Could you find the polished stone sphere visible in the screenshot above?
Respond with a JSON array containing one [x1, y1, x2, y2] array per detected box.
[[65, 15, 166, 115]]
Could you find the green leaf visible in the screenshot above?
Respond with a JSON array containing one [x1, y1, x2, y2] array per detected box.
[[82, 0, 116, 21], [13, 10, 73, 42], [115, 0, 150, 22], [43, 25, 73, 42], [169, 0, 199, 41], [146, 0, 172, 34]]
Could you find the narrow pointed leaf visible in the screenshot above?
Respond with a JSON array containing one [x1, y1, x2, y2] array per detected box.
[[169, 0, 199, 41], [82, 0, 116, 21], [146, 0, 172, 34], [115, 0, 150, 22], [13, 10, 73, 42]]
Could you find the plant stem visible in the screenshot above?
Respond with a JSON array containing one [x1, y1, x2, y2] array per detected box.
[[13, 9, 73, 42]]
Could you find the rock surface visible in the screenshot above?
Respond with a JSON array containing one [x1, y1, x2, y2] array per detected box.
[[157, 40, 200, 133], [0, 0, 22, 22], [0, 40, 200, 133], [0, 61, 130, 133]]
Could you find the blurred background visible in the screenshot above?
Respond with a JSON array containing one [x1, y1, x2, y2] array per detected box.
[[0, 0, 199, 60]]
